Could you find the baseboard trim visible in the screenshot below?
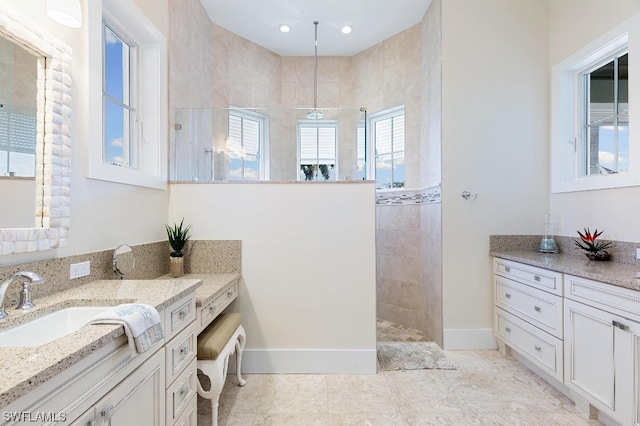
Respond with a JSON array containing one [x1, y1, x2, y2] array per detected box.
[[232, 349, 377, 374], [443, 328, 498, 350]]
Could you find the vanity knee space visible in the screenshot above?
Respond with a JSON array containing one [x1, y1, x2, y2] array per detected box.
[[494, 257, 640, 426]]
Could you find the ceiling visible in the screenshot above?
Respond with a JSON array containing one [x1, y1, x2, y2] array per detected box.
[[198, 0, 432, 57]]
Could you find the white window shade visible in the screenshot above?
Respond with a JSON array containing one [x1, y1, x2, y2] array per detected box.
[[0, 110, 36, 154], [375, 113, 404, 158], [300, 126, 336, 164], [228, 113, 260, 160]]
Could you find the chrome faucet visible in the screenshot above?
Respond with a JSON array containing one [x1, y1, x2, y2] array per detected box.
[[0, 271, 45, 319]]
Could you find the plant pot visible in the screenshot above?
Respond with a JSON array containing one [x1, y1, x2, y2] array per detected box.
[[586, 252, 611, 261], [169, 256, 184, 277]]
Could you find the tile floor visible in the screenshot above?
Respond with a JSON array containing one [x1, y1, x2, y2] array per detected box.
[[197, 320, 601, 425]]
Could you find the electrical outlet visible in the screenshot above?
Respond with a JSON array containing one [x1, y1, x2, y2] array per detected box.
[[70, 261, 90, 279]]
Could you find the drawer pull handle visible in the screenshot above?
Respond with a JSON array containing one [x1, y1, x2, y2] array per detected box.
[[178, 309, 187, 319], [534, 306, 541, 312], [505, 327, 511, 333], [534, 345, 541, 352], [505, 293, 511, 299], [209, 305, 216, 313], [505, 266, 511, 273], [613, 320, 630, 332], [179, 386, 189, 398], [227, 290, 233, 298], [180, 346, 189, 356], [534, 275, 541, 282]]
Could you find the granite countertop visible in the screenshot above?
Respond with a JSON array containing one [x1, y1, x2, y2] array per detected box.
[[490, 250, 640, 291], [0, 278, 202, 410], [157, 273, 240, 307]]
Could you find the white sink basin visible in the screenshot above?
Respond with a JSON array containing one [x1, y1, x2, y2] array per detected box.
[[0, 306, 113, 347]]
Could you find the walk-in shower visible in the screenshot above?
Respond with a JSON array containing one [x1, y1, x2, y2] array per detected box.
[[171, 107, 368, 183]]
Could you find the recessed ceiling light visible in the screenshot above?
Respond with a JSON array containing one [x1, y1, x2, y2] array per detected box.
[[279, 24, 290, 33], [341, 25, 352, 34]]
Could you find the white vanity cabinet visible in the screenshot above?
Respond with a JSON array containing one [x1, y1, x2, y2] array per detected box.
[[493, 258, 564, 382], [70, 349, 165, 426], [564, 274, 640, 426], [0, 291, 198, 426], [162, 294, 197, 425]]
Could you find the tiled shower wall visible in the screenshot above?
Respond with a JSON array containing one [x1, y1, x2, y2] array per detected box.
[[375, 0, 443, 345], [376, 187, 442, 346], [168, 0, 427, 184]]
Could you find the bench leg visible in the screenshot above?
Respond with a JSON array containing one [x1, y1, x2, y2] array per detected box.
[[235, 325, 247, 386]]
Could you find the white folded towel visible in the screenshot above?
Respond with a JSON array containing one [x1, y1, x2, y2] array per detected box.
[[88, 304, 164, 354]]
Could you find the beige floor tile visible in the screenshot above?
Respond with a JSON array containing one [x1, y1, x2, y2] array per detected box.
[[206, 321, 601, 426], [384, 370, 466, 414], [253, 413, 329, 425], [327, 374, 400, 414], [328, 413, 409, 425], [402, 412, 483, 425], [256, 375, 328, 414]]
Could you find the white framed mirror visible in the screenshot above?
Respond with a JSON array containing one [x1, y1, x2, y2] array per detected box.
[[0, 8, 72, 254]]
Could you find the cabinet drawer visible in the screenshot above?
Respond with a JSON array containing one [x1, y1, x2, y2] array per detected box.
[[565, 274, 640, 322], [164, 293, 196, 341], [494, 258, 563, 296], [495, 307, 563, 383], [495, 276, 563, 339], [173, 395, 197, 426], [165, 323, 196, 386], [199, 280, 238, 331], [166, 358, 197, 423]]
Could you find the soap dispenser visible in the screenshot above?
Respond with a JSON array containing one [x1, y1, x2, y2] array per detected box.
[[539, 214, 559, 253]]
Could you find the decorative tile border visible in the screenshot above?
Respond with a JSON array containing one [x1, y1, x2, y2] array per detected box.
[[0, 7, 72, 254], [376, 185, 441, 205]]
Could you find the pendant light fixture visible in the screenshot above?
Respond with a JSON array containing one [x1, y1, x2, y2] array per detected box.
[[46, 0, 82, 28], [307, 21, 323, 120]]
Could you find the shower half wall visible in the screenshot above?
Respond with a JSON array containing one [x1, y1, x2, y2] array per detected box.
[[376, 186, 442, 346]]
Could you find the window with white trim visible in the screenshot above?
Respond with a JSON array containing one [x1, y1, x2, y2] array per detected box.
[[298, 121, 337, 181], [228, 109, 269, 180], [551, 13, 639, 193], [370, 106, 405, 189], [86, 0, 167, 189], [103, 22, 137, 168], [582, 52, 628, 176]]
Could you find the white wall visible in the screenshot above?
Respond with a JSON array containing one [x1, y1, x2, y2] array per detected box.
[[549, 1, 640, 242], [168, 182, 377, 373], [0, 0, 170, 267], [441, 0, 550, 348]]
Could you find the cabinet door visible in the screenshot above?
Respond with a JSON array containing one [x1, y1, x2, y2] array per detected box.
[[564, 299, 619, 420], [96, 350, 166, 426]]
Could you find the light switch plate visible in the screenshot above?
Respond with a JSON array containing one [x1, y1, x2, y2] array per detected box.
[[70, 261, 90, 279], [636, 248, 640, 260]]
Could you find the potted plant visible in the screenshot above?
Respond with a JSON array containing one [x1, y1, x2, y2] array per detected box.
[[574, 227, 612, 261], [165, 218, 192, 277]]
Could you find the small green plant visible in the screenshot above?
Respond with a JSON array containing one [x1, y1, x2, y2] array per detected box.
[[165, 218, 192, 257], [574, 227, 612, 257]]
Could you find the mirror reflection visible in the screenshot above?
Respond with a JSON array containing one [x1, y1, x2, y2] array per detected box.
[[113, 244, 136, 279], [172, 107, 369, 183], [0, 34, 39, 228]]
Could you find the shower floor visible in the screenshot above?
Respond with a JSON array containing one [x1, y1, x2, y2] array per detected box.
[[376, 318, 428, 342]]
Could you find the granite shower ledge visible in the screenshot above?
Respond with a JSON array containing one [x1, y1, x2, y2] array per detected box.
[[491, 250, 640, 291], [0, 278, 202, 409]]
